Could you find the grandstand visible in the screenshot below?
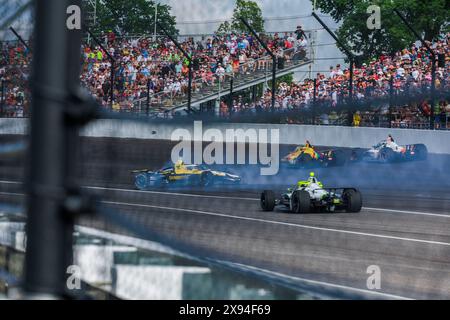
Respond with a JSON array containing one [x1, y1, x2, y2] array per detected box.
[[1, 27, 449, 127]]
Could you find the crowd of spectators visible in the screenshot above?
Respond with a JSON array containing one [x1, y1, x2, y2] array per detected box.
[[0, 40, 30, 117], [222, 33, 450, 129], [1, 28, 449, 130], [0, 28, 308, 115], [80, 28, 308, 111]]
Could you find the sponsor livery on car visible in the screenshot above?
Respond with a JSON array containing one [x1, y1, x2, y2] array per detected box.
[[133, 160, 241, 190], [260, 172, 362, 214], [282, 141, 346, 168], [356, 136, 428, 163]]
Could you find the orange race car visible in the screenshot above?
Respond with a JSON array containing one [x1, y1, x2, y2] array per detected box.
[[282, 141, 346, 168]]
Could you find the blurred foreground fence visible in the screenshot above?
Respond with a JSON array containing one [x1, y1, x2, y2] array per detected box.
[[0, 0, 448, 301]]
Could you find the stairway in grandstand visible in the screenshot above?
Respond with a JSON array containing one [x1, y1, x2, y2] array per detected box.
[[184, 58, 313, 110], [133, 55, 313, 115]]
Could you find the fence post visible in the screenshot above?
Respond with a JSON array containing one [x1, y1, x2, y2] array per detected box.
[[188, 64, 192, 112], [146, 79, 150, 116], [87, 29, 115, 110], [349, 58, 354, 104], [389, 75, 394, 128], [312, 12, 355, 105], [312, 78, 317, 125], [240, 18, 277, 111], [228, 78, 234, 117], [110, 61, 114, 110], [0, 80, 4, 117], [394, 8, 436, 130], [24, 0, 82, 298]]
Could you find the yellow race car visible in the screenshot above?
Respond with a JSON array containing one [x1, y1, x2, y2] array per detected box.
[[133, 160, 241, 190], [282, 141, 346, 168]]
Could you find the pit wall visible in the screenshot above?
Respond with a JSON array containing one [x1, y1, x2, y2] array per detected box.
[[2, 118, 450, 154]]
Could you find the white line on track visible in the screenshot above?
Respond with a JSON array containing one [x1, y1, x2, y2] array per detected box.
[[0, 187, 439, 298], [0, 181, 21, 185], [0, 181, 440, 300], [86, 185, 258, 201], [96, 187, 450, 218], [2, 188, 449, 245], [0, 191, 24, 197], [64, 186, 450, 218], [102, 200, 450, 247], [219, 261, 413, 300], [3, 188, 448, 245], [1, 180, 449, 218], [0, 181, 258, 201], [364, 207, 450, 218]]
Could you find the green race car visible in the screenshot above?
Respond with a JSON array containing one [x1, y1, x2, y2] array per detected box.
[[260, 173, 362, 214]]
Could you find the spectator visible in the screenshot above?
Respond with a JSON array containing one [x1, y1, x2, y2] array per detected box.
[[353, 111, 361, 127], [295, 25, 307, 40]]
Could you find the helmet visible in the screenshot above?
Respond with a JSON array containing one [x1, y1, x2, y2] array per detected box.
[[388, 134, 394, 142], [309, 172, 315, 177]]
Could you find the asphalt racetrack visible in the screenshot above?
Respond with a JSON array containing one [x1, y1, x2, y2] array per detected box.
[[1, 136, 450, 299]]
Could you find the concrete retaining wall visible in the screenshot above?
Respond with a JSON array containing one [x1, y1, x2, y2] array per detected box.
[[2, 118, 450, 154], [83, 120, 450, 154], [0, 118, 28, 135]]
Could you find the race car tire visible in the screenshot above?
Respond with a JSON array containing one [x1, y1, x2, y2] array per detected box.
[[291, 190, 310, 213], [379, 147, 395, 163], [414, 144, 428, 161], [343, 189, 362, 213], [134, 173, 149, 190], [260, 190, 276, 212], [200, 172, 214, 187]]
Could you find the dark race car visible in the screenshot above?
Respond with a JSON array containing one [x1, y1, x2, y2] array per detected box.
[[132, 161, 241, 190]]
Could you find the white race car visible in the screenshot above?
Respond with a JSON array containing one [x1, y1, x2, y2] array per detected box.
[[260, 173, 362, 213], [360, 139, 428, 163]]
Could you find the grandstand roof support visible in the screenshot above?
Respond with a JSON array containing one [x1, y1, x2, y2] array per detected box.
[[394, 8, 436, 130], [9, 26, 30, 51], [87, 29, 115, 109], [389, 75, 394, 128], [228, 78, 234, 116], [312, 12, 355, 104], [240, 17, 277, 111]]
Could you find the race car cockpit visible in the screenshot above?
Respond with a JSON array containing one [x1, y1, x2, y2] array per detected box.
[[297, 172, 324, 189]]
